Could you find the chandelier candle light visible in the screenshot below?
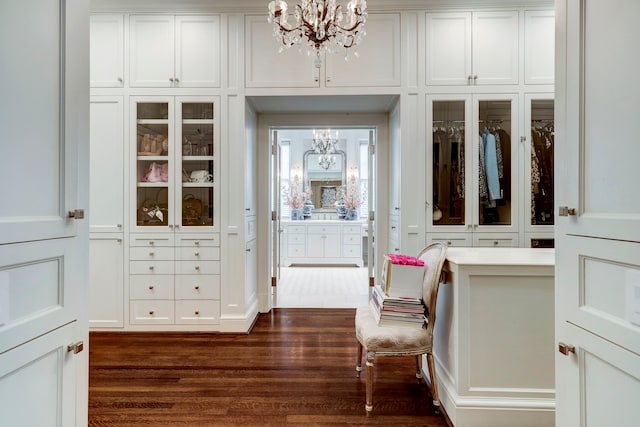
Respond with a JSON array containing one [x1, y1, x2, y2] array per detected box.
[[267, 0, 368, 67]]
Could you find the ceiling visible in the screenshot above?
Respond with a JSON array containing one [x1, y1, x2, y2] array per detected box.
[[246, 95, 399, 114]]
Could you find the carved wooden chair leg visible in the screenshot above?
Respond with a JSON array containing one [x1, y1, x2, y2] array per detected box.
[[427, 353, 441, 413], [415, 355, 423, 382], [365, 351, 375, 414], [356, 342, 363, 377]]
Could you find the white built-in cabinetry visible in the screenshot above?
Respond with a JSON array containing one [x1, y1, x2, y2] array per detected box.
[[245, 13, 400, 88], [524, 10, 555, 85], [129, 15, 220, 88], [425, 11, 519, 86], [90, 15, 125, 87], [282, 221, 364, 267], [89, 96, 125, 328]]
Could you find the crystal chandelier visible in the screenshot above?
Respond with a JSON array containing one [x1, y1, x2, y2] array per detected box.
[[313, 129, 339, 169], [267, 0, 368, 68]]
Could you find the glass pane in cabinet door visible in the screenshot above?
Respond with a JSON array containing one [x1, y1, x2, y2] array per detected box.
[[181, 102, 214, 227], [136, 102, 170, 227], [432, 101, 466, 226], [531, 99, 554, 225], [478, 100, 512, 226]]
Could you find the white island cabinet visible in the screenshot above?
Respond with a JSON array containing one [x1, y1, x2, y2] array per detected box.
[[433, 247, 555, 427], [282, 221, 364, 267]]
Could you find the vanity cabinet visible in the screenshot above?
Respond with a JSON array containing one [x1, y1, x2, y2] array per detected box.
[[245, 13, 400, 88], [282, 221, 364, 267], [129, 15, 220, 88], [425, 11, 519, 86]]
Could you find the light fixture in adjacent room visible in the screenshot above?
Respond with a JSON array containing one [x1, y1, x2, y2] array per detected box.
[[267, 0, 368, 68], [313, 129, 339, 169]]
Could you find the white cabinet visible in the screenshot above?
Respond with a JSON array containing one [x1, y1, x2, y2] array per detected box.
[[426, 93, 520, 246], [245, 14, 400, 88], [129, 15, 220, 88], [90, 15, 124, 88], [282, 221, 364, 266], [425, 11, 519, 86], [89, 235, 124, 328], [90, 96, 124, 233], [524, 10, 555, 85]]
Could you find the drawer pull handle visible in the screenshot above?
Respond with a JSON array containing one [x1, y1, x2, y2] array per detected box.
[[149, 266, 154, 270], [447, 241, 452, 245], [194, 252, 200, 256], [195, 266, 200, 271], [149, 252, 154, 256], [148, 285, 154, 290], [493, 241, 499, 245], [194, 241, 200, 246], [148, 241, 154, 245], [194, 311, 200, 316], [149, 311, 154, 316], [194, 286, 200, 290], [558, 342, 575, 355]]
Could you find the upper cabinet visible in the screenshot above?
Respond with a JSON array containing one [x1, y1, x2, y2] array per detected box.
[[524, 10, 555, 85], [129, 15, 221, 88], [90, 15, 125, 88], [245, 13, 400, 88], [425, 11, 519, 86]]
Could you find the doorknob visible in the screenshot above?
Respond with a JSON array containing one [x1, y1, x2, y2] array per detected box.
[[559, 206, 577, 216], [558, 342, 575, 355], [68, 209, 85, 219]]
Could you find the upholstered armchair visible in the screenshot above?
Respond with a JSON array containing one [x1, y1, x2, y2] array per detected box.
[[355, 242, 448, 414]]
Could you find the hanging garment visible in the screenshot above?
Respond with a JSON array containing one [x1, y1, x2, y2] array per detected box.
[[478, 135, 488, 200], [483, 130, 501, 202]]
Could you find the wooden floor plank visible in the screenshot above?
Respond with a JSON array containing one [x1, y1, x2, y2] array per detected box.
[[89, 308, 448, 426]]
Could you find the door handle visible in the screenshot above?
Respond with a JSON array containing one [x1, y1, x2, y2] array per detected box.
[[558, 342, 575, 355], [559, 206, 577, 216], [67, 341, 84, 354]]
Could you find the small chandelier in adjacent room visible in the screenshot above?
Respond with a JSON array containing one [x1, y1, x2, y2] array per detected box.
[[313, 129, 339, 169], [267, 0, 368, 68]]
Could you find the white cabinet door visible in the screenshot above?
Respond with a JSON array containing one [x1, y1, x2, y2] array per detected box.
[[524, 10, 555, 85], [90, 96, 124, 233], [425, 11, 519, 86], [325, 13, 400, 87], [425, 12, 472, 86], [472, 11, 519, 85], [555, 0, 640, 425], [175, 16, 220, 88], [89, 235, 124, 328], [244, 15, 319, 88], [130, 15, 175, 87], [90, 15, 124, 87]]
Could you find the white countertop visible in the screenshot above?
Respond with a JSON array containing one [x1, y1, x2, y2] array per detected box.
[[445, 247, 555, 267]]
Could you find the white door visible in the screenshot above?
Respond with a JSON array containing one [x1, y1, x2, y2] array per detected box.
[[0, 0, 89, 425], [555, 0, 640, 425], [271, 130, 283, 306]]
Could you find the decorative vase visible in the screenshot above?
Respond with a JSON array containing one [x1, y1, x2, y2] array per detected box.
[[291, 208, 304, 220], [346, 209, 359, 220], [336, 199, 347, 219], [303, 200, 314, 219]]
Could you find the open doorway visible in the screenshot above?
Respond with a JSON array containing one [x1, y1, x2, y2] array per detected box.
[[271, 127, 376, 308]]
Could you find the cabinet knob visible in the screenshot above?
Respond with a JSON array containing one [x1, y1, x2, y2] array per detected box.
[[447, 241, 452, 245], [67, 341, 84, 354], [246, 248, 251, 252], [148, 285, 154, 290], [194, 241, 200, 246], [149, 266, 154, 270], [194, 252, 200, 257], [169, 77, 174, 82], [473, 75, 478, 84], [149, 252, 154, 256], [194, 311, 200, 316], [194, 286, 200, 291], [149, 311, 155, 316], [493, 240, 499, 245], [174, 77, 180, 85], [559, 206, 577, 216], [148, 241, 155, 245], [558, 342, 575, 355], [195, 266, 200, 271]]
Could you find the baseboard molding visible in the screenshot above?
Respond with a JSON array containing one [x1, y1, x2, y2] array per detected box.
[[219, 299, 259, 333]]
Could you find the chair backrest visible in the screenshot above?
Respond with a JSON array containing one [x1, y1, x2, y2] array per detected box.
[[417, 242, 448, 337]]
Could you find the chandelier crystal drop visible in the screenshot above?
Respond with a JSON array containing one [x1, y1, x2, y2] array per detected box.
[[313, 129, 339, 169], [267, 0, 368, 67]]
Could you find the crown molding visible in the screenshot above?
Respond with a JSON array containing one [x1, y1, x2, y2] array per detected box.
[[90, 0, 554, 14]]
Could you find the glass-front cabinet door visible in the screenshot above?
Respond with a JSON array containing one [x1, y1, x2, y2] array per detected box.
[[427, 94, 519, 247], [132, 97, 218, 232], [524, 94, 554, 247]]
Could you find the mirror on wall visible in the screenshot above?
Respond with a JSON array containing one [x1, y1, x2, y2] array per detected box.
[[303, 150, 346, 209]]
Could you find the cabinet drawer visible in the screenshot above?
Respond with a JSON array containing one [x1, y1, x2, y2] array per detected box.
[[287, 233, 306, 245], [130, 260, 174, 275], [343, 244, 361, 258], [175, 300, 220, 324], [130, 275, 174, 300], [176, 260, 220, 275], [475, 236, 519, 247], [129, 234, 174, 247], [307, 225, 339, 234], [129, 300, 174, 325], [130, 246, 174, 261], [287, 224, 306, 234], [175, 275, 220, 299], [343, 234, 361, 245], [287, 244, 305, 258], [177, 246, 219, 261], [342, 225, 362, 234], [177, 234, 219, 247], [427, 233, 472, 247]]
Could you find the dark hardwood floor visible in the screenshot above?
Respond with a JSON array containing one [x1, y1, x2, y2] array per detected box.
[[89, 308, 448, 426]]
